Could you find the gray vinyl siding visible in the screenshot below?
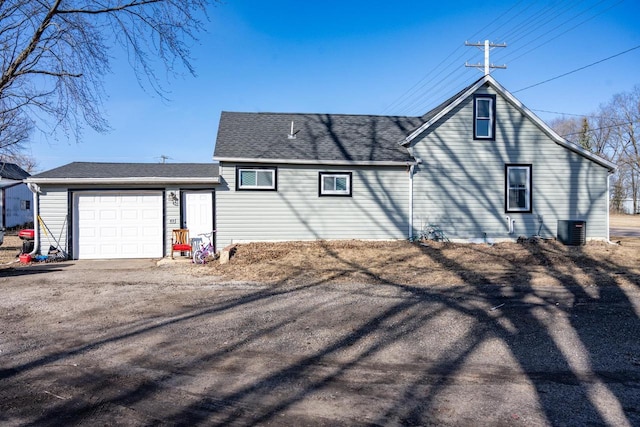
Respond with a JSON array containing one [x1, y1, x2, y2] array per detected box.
[[37, 187, 70, 254], [35, 185, 217, 258], [410, 85, 610, 241], [216, 163, 409, 247]]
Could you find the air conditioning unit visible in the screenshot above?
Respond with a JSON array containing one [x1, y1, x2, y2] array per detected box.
[[557, 220, 586, 246]]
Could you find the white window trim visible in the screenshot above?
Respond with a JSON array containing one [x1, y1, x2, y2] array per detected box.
[[319, 172, 352, 197], [237, 168, 276, 190], [506, 165, 531, 212], [474, 96, 495, 140]]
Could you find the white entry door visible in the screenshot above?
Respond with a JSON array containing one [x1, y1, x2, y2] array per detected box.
[[75, 192, 163, 259], [183, 191, 214, 239]]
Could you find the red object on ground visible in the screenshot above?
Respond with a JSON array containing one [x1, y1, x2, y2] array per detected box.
[[19, 253, 32, 263], [18, 229, 34, 240]]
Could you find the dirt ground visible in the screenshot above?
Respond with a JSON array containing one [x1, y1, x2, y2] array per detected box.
[[0, 217, 639, 425]]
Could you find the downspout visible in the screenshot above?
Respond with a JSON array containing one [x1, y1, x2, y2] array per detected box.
[[27, 183, 40, 256], [409, 164, 414, 240], [606, 172, 611, 242]]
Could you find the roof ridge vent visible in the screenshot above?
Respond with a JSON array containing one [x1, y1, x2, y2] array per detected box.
[[288, 121, 299, 139]]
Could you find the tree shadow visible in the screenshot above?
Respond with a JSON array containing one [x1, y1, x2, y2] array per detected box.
[[3, 239, 638, 426], [5, 89, 636, 425]]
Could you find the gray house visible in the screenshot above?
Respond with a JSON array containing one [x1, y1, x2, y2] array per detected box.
[[0, 162, 33, 229], [25, 75, 615, 259], [25, 162, 218, 259], [213, 75, 615, 248]]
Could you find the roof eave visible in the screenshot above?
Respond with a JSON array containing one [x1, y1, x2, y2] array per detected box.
[[24, 177, 220, 185], [0, 179, 24, 189], [213, 156, 415, 166], [401, 76, 490, 146], [487, 77, 618, 172]]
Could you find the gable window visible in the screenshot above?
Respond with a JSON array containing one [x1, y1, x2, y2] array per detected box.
[[474, 95, 496, 140], [505, 164, 532, 212], [20, 200, 31, 210], [236, 167, 277, 191], [319, 172, 352, 197]]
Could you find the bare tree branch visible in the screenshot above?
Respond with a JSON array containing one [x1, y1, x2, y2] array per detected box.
[[0, 0, 212, 156]]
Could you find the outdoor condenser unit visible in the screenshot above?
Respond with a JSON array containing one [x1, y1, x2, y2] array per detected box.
[[557, 220, 586, 246]]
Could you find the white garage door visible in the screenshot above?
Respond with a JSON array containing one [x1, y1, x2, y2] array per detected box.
[[75, 192, 163, 259]]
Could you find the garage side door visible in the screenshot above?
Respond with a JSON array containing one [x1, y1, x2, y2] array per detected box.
[[75, 192, 163, 259]]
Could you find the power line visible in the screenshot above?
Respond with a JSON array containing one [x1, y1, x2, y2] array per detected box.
[[531, 109, 615, 119], [562, 121, 634, 137], [381, 1, 627, 117], [513, 44, 640, 93], [502, 0, 624, 64], [382, 1, 526, 115], [532, 109, 589, 117]]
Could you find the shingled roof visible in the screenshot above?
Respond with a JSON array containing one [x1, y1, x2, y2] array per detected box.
[[214, 112, 424, 164], [28, 162, 219, 184], [0, 162, 30, 180]]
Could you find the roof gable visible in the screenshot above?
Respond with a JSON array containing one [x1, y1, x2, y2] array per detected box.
[[214, 112, 423, 165], [402, 75, 616, 171]]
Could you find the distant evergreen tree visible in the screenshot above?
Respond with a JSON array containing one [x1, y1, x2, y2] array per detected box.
[[578, 117, 592, 151]]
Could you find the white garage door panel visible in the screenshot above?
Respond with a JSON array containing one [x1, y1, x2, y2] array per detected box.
[[76, 192, 163, 259]]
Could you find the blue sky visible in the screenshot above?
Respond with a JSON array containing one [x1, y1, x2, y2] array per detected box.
[[30, 0, 640, 171]]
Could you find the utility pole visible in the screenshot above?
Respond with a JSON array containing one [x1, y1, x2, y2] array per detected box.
[[465, 40, 507, 76]]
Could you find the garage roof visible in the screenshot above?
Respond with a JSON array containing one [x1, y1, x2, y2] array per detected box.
[[27, 162, 219, 185]]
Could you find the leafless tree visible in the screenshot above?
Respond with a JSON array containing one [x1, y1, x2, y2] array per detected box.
[[0, 0, 211, 152], [548, 91, 640, 213], [605, 86, 640, 213], [549, 116, 583, 145]]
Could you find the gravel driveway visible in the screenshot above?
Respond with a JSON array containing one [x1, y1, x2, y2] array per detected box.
[[1, 260, 639, 426]]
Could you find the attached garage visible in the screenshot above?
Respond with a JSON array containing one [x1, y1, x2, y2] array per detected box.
[[74, 192, 163, 259], [25, 162, 219, 260]]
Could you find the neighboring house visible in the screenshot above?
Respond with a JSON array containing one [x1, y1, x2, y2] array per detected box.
[[213, 74, 616, 248], [0, 162, 33, 229], [25, 162, 218, 259], [621, 198, 639, 215]]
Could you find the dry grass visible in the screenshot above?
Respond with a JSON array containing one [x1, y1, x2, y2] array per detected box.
[[0, 235, 22, 266], [611, 213, 640, 228], [205, 238, 640, 288], [4, 217, 638, 288]]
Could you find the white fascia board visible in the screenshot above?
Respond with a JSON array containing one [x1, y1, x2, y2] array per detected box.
[[401, 76, 490, 146], [0, 179, 24, 189], [401, 74, 616, 172], [214, 157, 416, 166], [488, 77, 617, 172], [24, 177, 220, 185]]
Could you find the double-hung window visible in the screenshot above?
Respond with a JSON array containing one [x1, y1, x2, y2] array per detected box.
[[237, 167, 277, 190], [474, 95, 496, 140], [319, 172, 352, 197], [505, 164, 532, 212]]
